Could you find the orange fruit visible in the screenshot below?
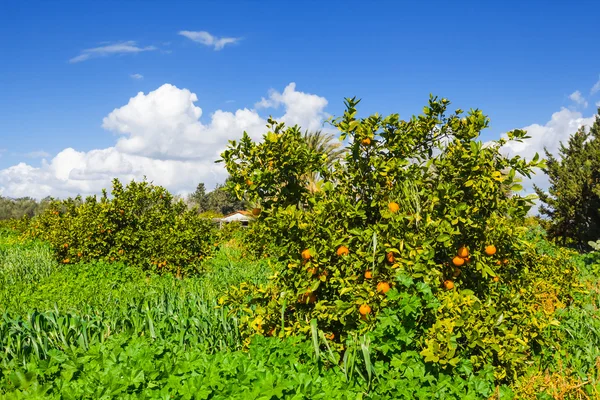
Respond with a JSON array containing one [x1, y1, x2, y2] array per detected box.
[[496, 260, 502, 266], [364, 270, 373, 279], [377, 282, 391, 294], [307, 267, 317, 275], [457, 246, 469, 259], [77, 252, 82, 257], [336, 245, 349, 256], [301, 249, 311, 260], [361, 137, 371, 146], [359, 304, 371, 315], [464, 257, 471, 264], [503, 259, 509, 265], [120, 209, 124, 215], [63, 259, 70, 264], [252, 208, 261, 216], [386, 252, 395, 264], [485, 245, 497, 256], [325, 333, 335, 340], [452, 256, 465, 267], [443, 280, 454, 290], [118, 249, 124, 255], [388, 202, 400, 213], [63, 243, 69, 248], [452, 267, 461, 277], [493, 276, 500, 283], [246, 179, 253, 186]]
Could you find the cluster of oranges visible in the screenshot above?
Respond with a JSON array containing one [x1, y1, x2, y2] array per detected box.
[[300, 244, 392, 319], [444, 244, 499, 289]]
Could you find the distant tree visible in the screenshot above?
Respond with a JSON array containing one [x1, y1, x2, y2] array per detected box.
[[187, 183, 209, 211], [188, 179, 246, 216], [534, 108, 600, 249], [0, 196, 50, 220]]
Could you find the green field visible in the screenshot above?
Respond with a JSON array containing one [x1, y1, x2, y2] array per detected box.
[[0, 226, 599, 399]]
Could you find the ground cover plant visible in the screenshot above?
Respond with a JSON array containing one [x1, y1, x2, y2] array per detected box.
[[0, 97, 599, 399]]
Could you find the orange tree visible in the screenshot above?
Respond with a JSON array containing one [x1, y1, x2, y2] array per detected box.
[[23, 178, 216, 276], [220, 96, 577, 380]]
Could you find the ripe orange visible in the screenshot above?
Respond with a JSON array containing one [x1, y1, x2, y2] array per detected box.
[[63, 259, 70, 264], [485, 245, 497, 256], [252, 208, 261, 216], [63, 243, 68, 249], [386, 252, 395, 264], [388, 202, 400, 213], [359, 304, 371, 315], [452, 256, 465, 267], [377, 282, 391, 294], [457, 246, 469, 259], [493, 276, 500, 282], [325, 333, 335, 340], [443, 280, 454, 290], [77, 252, 82, 257], [452, 267, 461, 277], [246, 179, 253, 186], [361, 137, 371, 146], [503, 259, 509, 265], [301, 249, 311, 260], [496, 260, 502, 266], [336, 245, 349, 256], [364, 270, 373, 279]]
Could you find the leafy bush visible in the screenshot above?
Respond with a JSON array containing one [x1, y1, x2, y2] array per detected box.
[[22, 178, 216, 276], [220, 96, 579, 381]]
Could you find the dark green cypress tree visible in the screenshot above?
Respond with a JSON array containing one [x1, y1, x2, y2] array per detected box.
[[534, 108, 600, 249]]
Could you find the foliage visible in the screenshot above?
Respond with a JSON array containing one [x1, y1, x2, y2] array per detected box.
[[0, 196, 51, 221], [219, 95, 581, 381], [20, 178, 216, 276], [188, 178, 247, 216], [534, 108, 600, 250]]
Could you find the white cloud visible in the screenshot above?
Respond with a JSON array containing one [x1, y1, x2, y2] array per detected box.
[[500, 108, 596, 215], [25, 150, 50, 158], [255, 83, 330, 132], [130, 73, 144, 80], [596, 101, 600, 108], [591, 76, 600, 95], [178, 31, 241, 50], [569, 90, 588, 108], [69, 41, 157, 63], [0, 83, 330, 199]]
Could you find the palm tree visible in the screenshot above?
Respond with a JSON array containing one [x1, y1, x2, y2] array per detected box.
[[303, 130, 346, 193]]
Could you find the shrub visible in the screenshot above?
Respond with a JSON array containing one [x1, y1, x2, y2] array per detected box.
[[220, 96, 578, 381], [22, 178, 216, 276]]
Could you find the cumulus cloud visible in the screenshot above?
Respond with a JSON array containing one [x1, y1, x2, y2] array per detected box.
[[178, 31, 241, 50], [69, 41, 157, 63], [569, 90, 588, 108], [130, 73, 144, 80], [0, 83, 330, 199]]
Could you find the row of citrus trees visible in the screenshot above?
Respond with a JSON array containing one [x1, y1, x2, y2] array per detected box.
[[11, 179, 216, 276], [219, 96, 580, 382]]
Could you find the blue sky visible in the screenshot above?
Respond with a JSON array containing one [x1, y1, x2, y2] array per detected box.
[[0, 0, 599, 198]]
